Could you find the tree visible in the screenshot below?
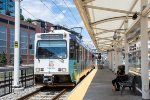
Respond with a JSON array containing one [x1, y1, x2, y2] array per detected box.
[[20, 14, 24, 20], [0, 52, 7, 65], [26, 18, 32, 23]]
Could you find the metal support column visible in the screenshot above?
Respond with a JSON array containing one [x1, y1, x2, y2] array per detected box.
[[107, 51, 111, 69], [114, 50, 118, 73], [95, 59, 97, 69], [141, 0, 150, 99], [112, 51, 115, 71], [110, 51, 113, 70], [13, 0, 20, 87], [118, 44, 122, 66], [124, 19, 129, 74]]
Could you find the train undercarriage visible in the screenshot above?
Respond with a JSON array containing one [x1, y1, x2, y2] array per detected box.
[[35, 74, 75, 87]]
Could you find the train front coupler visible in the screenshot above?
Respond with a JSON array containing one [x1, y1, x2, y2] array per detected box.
[[43, 74, 54, 84]]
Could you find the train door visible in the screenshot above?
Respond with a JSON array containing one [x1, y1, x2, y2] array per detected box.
[[85, 49, 88, 69], [69, 39, 79, 83], [75, 43, 80, 82]]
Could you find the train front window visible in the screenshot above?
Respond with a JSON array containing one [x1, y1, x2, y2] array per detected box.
[[36, 40, 67, 59]]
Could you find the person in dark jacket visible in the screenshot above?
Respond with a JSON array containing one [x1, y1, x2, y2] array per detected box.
[[112, 67, 125, 91]]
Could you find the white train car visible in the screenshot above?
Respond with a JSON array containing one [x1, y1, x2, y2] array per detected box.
[[34, 29, 94, 86]]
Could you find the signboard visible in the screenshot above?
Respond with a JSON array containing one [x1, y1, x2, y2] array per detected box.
[[41, 34, 63, 40], [14, 41, 18, 48]]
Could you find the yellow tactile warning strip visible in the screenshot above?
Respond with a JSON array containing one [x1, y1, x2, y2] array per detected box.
[[67, 69, 97, 100]]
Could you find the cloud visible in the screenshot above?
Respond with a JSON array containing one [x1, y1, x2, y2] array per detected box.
[[21, 0, 93, 45], [21, 0, 65, 24], [54, 0, 76, 8]]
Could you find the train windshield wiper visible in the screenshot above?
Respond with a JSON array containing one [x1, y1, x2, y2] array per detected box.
[[51, 52, 64, 63]]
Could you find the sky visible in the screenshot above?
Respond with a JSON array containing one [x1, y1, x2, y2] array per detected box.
[[21, 0, 95, 49]]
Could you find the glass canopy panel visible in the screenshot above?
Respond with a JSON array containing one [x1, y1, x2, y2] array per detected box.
[[97, 32, 114, 38], [91, 0, 133, 11], [95, 20, 123, 30], [74, 0, 144, 51], [88, 8, 126, 23]]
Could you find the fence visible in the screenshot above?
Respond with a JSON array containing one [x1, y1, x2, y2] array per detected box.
[[0, 67, 34, 97]]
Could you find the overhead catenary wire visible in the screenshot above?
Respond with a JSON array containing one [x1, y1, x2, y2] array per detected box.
[[39, 0, 69, 27], [21, 6, 50, 25], [22, 0, 79, 29], [62, 0, 80, 26], [49, 0, 76, 28], [21, 6, 38, 19], [39, 0, 59, 22]]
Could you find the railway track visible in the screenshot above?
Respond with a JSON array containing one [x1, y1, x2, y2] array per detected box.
[[17, 86, 72, 100]]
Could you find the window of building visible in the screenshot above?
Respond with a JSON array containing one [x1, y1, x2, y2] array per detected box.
[[0, 26, 7, 54], [21, 30, 27, 55], [10, 28, 14, 54], [29, 32, 35, 55]]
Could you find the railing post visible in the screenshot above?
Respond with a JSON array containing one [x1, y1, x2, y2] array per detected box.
[[21, 70, 23, 87], [33, 68, 35, 86], [25, 69, 26, 87], [9, 71, 11, 93], [4, 72, 6, 95]]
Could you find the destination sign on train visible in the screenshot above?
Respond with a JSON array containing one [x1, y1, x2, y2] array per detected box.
[[41, 34, 63, 39]]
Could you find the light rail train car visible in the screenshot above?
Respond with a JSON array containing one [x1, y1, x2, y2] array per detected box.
[[34, 29, 95, 86]]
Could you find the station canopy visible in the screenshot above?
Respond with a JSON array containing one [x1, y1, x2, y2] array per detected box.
[[74, 0, 150, 52]]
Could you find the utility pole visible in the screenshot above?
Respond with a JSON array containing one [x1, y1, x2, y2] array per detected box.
[[13, 0, 20, 87]]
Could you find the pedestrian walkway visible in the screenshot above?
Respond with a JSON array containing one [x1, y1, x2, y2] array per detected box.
[[83, 67, 141, 100]]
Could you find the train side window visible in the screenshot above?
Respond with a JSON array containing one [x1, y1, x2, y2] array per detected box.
[[69, 40, 75, 59], [76, 47, 79, 63]]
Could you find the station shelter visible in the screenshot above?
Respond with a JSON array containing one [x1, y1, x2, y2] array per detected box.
[[74, 0, 150, 99]]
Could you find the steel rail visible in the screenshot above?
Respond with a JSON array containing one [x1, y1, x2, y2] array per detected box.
[[51, 89, 67, 100], [17, 86, 45, 100]]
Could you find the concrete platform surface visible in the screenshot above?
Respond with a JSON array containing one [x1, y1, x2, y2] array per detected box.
[[83, 67, 142, 100]]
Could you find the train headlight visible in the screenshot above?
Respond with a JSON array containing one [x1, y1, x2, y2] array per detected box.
[[41, 68, 44, 71], [62, 68, 66, 72], [58, 68, 61, 71], [36, 68, 40, 72]]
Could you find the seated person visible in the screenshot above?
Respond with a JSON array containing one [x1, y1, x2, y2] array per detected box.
[[112, 66, 125, 91]]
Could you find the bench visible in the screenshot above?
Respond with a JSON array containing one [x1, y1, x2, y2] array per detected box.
[[119, 74, 136, 95]]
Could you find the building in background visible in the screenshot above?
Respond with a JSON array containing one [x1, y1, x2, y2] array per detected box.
[[0, 0, 21, 17], [32, 19, 53, 33], [0, 13, 37, 64], [0, 13, 54, 65]]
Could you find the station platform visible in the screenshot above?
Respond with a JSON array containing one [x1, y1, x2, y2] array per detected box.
[[83, 67, 141, 100], [68, 66, 142, 100]]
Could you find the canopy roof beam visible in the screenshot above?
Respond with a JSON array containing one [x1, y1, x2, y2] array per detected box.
[[93, 27, 125, 34], [82, 0, 95, 4], [96, 38, 113, 41], [91, 16, 133, 26], [142, 3, 150, 16], [95, 31, 112, 35], [98, 41, 112, 44], [98, 44, 112, 46], [96, 36, 113, 39], [85, 5, 137, 14]]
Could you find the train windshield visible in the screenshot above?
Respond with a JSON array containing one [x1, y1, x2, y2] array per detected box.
[[36, 40, 67, 59]]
